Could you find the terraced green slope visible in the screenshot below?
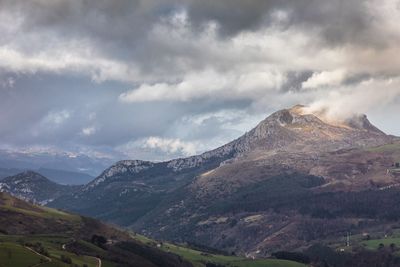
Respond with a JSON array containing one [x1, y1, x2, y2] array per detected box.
[[132, 234, 307, 267]]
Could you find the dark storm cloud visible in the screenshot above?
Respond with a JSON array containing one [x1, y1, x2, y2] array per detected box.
[[281, 71, 314, 92], [25, 0, 376, 46], [183, 0, 377, 46], [0, 0, 381, 56], [0, 0, 391, 82]]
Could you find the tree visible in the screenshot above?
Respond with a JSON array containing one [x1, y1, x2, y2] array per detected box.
[[205, 263, 225, 267], [60, 255, 72, 264], [91, 234, 107, 247]]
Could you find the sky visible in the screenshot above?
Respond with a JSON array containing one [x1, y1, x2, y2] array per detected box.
[[0, 0, 400, 162]]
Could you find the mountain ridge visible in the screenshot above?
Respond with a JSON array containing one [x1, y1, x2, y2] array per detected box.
[[49, 105, 400, 255], [84, 105, 395, 192]]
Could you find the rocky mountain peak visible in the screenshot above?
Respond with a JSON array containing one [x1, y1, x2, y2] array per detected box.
[[265, 105, 325, 126], [262, 105, 384, 134], [230, 104, 392, 155]]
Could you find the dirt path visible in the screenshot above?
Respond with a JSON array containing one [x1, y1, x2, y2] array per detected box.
[[25, 246, 52, 267], [88, 256, 102, 267], [62, 243, 101, 267], [61, 244, 101, 267]]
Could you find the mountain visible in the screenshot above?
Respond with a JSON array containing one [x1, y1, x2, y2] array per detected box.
[[0, 171, 81, 205], [50, 105, 400, 255]]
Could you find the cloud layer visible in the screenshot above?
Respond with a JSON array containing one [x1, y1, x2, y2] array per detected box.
[[0, 0, 399, 161]]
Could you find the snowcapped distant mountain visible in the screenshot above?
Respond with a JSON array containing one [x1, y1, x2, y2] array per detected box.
[[0, 149, 113, 181]]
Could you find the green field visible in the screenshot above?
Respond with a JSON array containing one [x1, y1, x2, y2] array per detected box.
[[0, 242, 45, 267], [361, 237, 400, 250], [0, 233, 307, 267], [132, 234, 307, 267], [365, 142, 400, 153], [0, 193, 81, 222], [0, 235, 99, 267]]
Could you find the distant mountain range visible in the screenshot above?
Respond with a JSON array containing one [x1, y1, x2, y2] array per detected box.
[[0, 149, 113, 185], [0, 149, 113, 177], [47, 105, 400, 255], [0, 167, 94, 185]]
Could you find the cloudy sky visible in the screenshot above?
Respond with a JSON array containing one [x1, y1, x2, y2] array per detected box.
[[0, 0, 400, 162]]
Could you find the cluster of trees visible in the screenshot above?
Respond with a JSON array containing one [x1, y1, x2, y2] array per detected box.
[[60, 254, 72, 264], [60, 254, 89, 267], [91, 234, 107, 248], [272, 251, 310, 264], [205, 263, 226, 267]]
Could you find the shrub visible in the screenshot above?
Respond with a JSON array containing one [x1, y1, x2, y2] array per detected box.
[[60, 255, 72, 264]]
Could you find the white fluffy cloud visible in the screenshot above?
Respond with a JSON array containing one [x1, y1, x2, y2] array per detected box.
[[143, 137, 197, 156], [306, 77, 400, 121], [81, 126, 96, 136], [0, 46, 143, 83], [117, 136, 198, 160], [302, 70, 347, 89], [119, 70, 285, 102], [41, 110, 71, 126]]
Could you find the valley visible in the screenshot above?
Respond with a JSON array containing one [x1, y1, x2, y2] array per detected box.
[[0, 191, 305, 267]]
